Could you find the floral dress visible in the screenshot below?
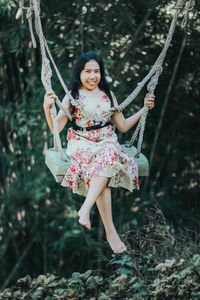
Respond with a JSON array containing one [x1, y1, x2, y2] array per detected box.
[[61, 93, 139, 196]]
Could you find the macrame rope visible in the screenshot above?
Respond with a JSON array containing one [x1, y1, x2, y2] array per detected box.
[[31, 0, 67, 161], [26, 2, 110, 125], [23, 0, 194, 161], [181, 0, 195, 28], [26, 5, 37, 48], [175, 0, 186, 10]]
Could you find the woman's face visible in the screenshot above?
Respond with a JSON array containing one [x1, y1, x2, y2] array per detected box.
[[80, 60, 101, 91]]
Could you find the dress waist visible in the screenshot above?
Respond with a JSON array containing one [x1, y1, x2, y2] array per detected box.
[[71, 120, 112, 132]]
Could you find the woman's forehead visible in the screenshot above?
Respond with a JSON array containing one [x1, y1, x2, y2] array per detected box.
[[84, 60, 100, 70]]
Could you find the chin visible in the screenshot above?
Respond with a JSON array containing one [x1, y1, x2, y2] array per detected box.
[[87, 86, 97, 90]]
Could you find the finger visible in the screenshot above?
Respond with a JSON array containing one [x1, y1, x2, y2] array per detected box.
[[147, 98, 154, 103], [145, 99, 153, 104], [145, 96, 153, 101]]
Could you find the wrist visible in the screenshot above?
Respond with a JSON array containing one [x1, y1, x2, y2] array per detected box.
[[43, 103, 51, 111]]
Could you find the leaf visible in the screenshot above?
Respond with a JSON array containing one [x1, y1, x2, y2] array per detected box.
[[72, 272, 81, 278], [148, 267, 156, 271], [151, 278, 161, 287], [192, 254, 200, 267], [55, 288, 65, 296], [155, 258, 176, 271], [93, 275, 103, 284], [143, 252, 155, 259], [86, 276, 97, 289], [16, 7, 22, 20], [132, 290, 147, 297], [44, 275, 56, 286], [117, 267, 134, 275], [179, 266, 193, 279], [80, 270, 93, 280]]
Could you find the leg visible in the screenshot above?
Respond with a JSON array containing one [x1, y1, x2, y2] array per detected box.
[[78, 174, 109, 229], [96, 187, 127, 254]]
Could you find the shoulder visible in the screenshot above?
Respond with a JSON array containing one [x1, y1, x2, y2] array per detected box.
[[62, 94, 73, 113]]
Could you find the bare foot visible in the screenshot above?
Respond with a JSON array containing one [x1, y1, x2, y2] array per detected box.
[[77, 208, 91, 230], [106, 231, 127, 254]]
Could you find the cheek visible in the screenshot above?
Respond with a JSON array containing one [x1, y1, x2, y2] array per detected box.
[[80, 73, 86, 83]]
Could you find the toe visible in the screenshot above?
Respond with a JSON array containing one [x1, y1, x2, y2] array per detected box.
[[115, 244, 127, 254]]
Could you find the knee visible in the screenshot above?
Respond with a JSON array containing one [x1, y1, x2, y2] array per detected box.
[[98, 186, 110, 197]]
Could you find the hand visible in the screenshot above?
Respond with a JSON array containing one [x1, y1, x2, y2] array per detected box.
[[43, 92, 57, 110], [144, 93, 155, 110]]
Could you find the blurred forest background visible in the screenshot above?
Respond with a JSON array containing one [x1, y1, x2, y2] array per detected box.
[[0, 0, 200, 297]]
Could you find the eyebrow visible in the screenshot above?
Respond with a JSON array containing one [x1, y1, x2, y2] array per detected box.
[[84, 68, 100, 71]]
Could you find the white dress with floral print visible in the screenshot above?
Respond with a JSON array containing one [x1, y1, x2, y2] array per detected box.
[[61, 93, 139, 196]]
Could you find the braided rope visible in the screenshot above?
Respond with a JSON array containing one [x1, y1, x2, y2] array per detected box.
[[31, 0, 67, 161], [26, 1, 107, 125], [181, 0, 195, 27], [26, 5, 37, 48], [134, 107, 149, 157], [127, 107, 149, 157], [127, 117, 143, 148], [26, 2, 110, 125], [23, 0, 194, 161]]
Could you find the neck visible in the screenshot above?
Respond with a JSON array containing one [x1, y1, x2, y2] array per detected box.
[[80, 87, 100, 93]]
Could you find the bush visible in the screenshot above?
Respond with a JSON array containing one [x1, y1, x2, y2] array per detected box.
[[1, 209, 200, 300]]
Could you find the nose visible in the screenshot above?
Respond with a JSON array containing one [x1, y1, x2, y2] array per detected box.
[[89, 71, 96, 79]]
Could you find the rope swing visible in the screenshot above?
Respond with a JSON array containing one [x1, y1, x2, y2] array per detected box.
[[20, 0, 194, 182]]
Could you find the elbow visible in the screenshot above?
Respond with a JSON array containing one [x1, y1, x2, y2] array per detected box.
[[118, 120, 128, 133], [122, 128, 129, 133], [116, 125, 128, 133], [119, 128, 127, 133]]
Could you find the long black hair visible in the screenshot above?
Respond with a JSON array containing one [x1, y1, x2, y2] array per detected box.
[[69, 51, 114, 106]]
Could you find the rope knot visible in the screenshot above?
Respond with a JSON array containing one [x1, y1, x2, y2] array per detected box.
[[147, 65, 163, 94], [110, 105, 122, 113], [175, 0, 186, 10], [181, 0, 195, 27]]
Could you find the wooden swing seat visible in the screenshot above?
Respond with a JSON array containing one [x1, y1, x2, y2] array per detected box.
[[45, 145, 149, 183]]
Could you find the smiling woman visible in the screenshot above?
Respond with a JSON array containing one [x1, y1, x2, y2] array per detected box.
[[43, 51, 154, 254], [80, 60, 101, 90]]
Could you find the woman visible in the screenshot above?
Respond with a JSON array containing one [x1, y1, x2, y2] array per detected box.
[[43, 51, 155, 253]]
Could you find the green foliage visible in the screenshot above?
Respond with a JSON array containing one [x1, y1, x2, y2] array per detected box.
[[151, 255, 200, 298], [1, 219, 200, 299]]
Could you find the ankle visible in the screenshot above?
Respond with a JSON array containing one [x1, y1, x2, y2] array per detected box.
[[105, 226, 117, 237], [79, 205, 91, 214]]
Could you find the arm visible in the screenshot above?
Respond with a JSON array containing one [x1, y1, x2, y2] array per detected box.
[[43, 92, 73, 134], [111, 92, 155, 133]]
